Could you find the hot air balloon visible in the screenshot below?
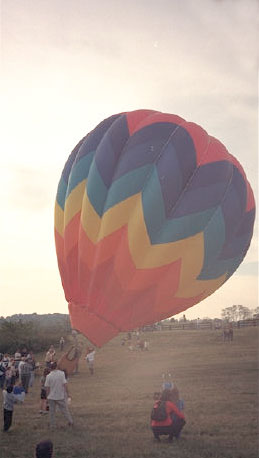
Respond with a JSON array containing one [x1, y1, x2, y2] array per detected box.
[[54, 110, 255, 346]]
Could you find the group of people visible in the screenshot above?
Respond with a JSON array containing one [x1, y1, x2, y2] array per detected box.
[[1, 342, 75, 432], [2, 338, 185, 447], [1, 339, 97, 433], [1, 347, 38, 432], [0, 348, 37, 393], [121, 331, 150, 351]]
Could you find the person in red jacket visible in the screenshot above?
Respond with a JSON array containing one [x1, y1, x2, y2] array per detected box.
[[151, 389, 185, 442]]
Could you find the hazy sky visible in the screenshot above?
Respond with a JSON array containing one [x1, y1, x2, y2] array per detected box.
[[1, 0, 258, 321]]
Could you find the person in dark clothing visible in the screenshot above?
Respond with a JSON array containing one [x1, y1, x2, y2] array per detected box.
[[35, 440, 53, 457], [0, 360, 6, 389], [3, 385, 20, 432]]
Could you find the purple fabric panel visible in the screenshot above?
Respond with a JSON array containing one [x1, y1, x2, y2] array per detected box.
[[156, 146, 195, 217], [95, 115, 130, 188], [171, 162, 232, 218], [112, 123, 178, 181], [235, 208, 256, 236], [221, 167, 247, 243], [220, 230, 254, 259], [220, 207, 255, 258], [188, 161, 233, 188], [75, 114, 122, 163]]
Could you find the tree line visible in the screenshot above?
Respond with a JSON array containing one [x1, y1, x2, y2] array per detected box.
[[221, 305, 259, 322], [0, 313, 71, 354]]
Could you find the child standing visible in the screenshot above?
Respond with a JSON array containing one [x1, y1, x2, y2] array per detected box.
[[2, 385, 20, 432], [85, 347, 95, 375]]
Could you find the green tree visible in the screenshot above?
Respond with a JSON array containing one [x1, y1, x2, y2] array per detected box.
[[221, 305, 253, 322], [0, 319, 67, 354]]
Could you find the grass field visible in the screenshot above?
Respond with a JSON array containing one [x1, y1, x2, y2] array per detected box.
[[1, 327, 258, 458]]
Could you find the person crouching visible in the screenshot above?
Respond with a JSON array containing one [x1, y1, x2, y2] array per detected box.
[[151, 389, 186, 442]]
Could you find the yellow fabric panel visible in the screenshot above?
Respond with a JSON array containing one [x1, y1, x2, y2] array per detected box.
[[57, 181, 227, 296], [176, 273, 227, 299], [80, 190, 102, 242], [127, 197, 204, 269], [80, 190, 205, 271], [64, 180, 86, 229], [98, 195, 140, 241], [80, 191, 139, 243]]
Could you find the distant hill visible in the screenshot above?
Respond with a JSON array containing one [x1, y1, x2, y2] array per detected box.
[[0, 313, 71, 332]]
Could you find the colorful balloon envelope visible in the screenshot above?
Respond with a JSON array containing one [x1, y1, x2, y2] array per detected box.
[[55, 110, 255, 346]]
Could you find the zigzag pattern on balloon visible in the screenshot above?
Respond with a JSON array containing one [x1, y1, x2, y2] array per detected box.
[[55, 110, 255, 344], [55, 220, 209, 333], [56, 187, 227, 290], [55, 110, 255, 273]]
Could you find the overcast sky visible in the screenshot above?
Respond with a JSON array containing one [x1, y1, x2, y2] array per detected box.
[[1, 0, 258, 321]]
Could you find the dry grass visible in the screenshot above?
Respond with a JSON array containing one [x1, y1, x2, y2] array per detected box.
[[1, 327, 258, 458]]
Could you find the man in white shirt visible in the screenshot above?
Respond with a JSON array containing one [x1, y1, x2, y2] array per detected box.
[[45, 362, 73, 428]]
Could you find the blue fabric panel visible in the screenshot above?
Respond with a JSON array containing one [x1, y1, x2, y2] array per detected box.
[[103, 165, 153, 212], [152, 207, 216, 244], [56, 176, 68, 210], [66, 152, 94, 196], [142, 168, 216, 244], [87, 161, 108, 217]]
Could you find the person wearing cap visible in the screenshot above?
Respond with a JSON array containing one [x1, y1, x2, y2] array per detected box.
[[44, 362, 73, 428]]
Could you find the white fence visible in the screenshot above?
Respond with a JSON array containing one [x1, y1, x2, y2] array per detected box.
[[142, 318, 259, 332]]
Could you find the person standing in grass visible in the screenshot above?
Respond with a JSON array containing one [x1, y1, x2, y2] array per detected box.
[[45, 346, 56, 369], [59, 336, 65, 352], [39, 367, 50, 414], [2, 385, 22, 432], [44, 362, 73, 428], [18, 357, 31, 393], [0, 357, 6, 389], [27, 352, 36, 388], [85, 347, 95, 375]]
